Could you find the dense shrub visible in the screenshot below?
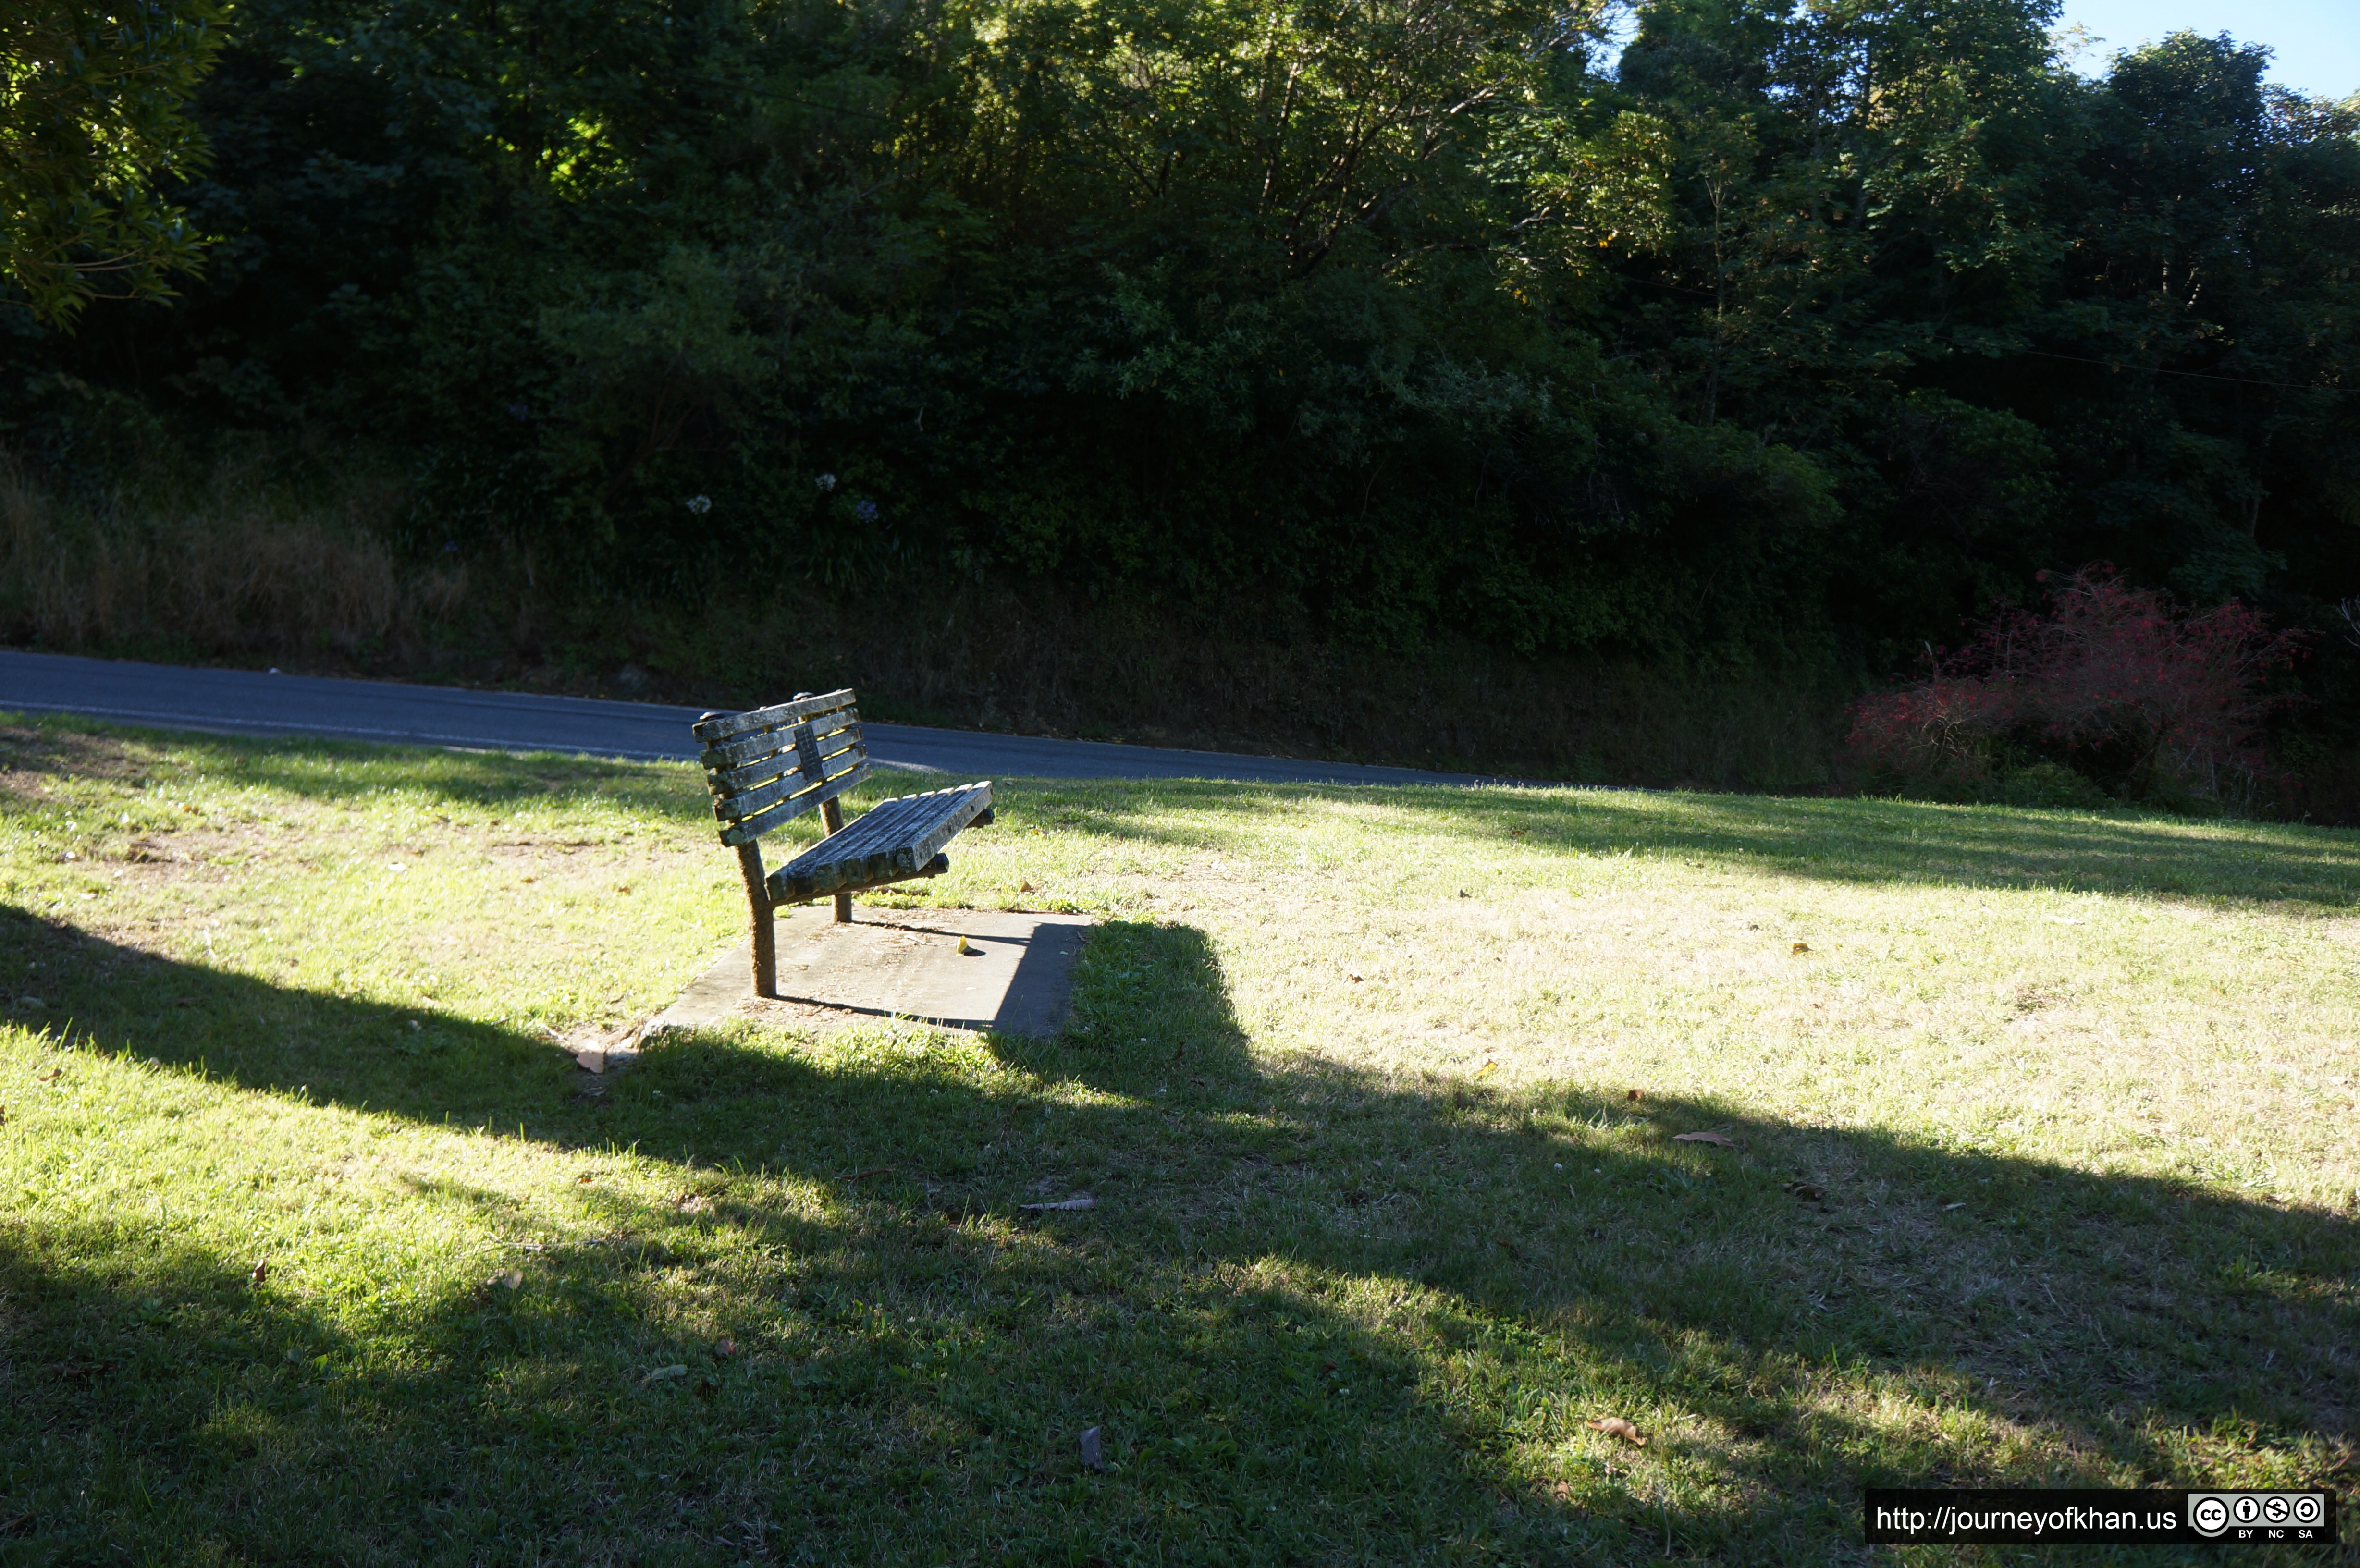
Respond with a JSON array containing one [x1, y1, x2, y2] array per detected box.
[[4, 3, 2356, 685], [1846, 567, 2307, 805]]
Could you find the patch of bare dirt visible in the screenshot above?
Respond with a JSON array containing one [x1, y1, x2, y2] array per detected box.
[[2010, 981, 2066, 1015], [0, 724, 162, 789], [92, 827, 278, 873]]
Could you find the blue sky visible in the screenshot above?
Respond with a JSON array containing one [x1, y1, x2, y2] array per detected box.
[[2054, 0, 2359, 99]]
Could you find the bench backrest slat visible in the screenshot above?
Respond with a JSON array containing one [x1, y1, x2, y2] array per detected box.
[[704, 720, 862, 793], [699, 704, 859, 772], [719, 757, 869, 846], [692, 688, 855, 745], [703, 727, 863, 798], [698, 695, 869, 846], [714, 741, 855, 824]]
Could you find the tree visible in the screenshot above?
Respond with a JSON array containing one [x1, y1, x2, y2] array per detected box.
[[1, 0, 228, 327]]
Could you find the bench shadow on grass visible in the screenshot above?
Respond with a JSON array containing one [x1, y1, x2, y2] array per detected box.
[[4, 904, 2356, 1562]]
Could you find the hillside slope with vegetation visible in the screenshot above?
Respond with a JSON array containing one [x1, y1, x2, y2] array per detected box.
[[3, 0, 2355, 797]]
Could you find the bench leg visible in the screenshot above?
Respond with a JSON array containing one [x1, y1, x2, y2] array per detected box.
[[821, 797, 853, 924], [735, 841, 777, 997]]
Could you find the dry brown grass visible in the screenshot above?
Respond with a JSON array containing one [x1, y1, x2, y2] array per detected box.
[[0, 445, 1844, 788], [750, 588, 1844, 787], [0, 450, 466, 658]]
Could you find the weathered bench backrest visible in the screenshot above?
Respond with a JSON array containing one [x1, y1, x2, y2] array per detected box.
[[692, 688, 869, 846]]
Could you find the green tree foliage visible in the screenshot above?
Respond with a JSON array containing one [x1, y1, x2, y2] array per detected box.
[[8, 0, 2357, 694], [1, 0, 227, 325], [1615, 2, 2360, 664]]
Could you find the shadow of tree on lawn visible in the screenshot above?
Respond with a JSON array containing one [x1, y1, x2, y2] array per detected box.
[[1, 905, 2353, 1566]]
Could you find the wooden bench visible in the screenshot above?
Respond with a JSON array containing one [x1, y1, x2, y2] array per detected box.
[[692, 689, 993, 997]]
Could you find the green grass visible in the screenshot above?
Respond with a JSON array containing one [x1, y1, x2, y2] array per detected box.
[[0, 712, 2354, 1565]]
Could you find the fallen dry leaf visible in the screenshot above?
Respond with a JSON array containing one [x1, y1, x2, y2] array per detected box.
[[1673, 1131, 1735, 1147], [576, 1172, 594, 1184], [37, 1067, 61, 1084], [674, 1193, 713, 1215], [1791, 941, 1810, 955], [1782, 1180, 1825, 1201], [1586, 1417, 1647, 1446], [715, 1338, 737, 1357], [1475, 1060, 1499, 1078], [1626, 1088, 1643, 1102], [249, 1261, 270, 1285], [644, 1364, 688, 1383], [847, 1166, 894, 1181], [492, 1269, 524, 1290], [1018, 881, 1035, 893], [1345, 972, 1364, 983]]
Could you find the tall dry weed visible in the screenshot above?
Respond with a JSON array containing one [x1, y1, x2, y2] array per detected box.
[[1, 446, 1841, 785], [719, 585, 1844, 789], [0, 450, 467, 657]]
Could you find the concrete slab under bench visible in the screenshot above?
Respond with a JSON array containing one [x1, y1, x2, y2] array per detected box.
[[570, 906, 1093, 1071]]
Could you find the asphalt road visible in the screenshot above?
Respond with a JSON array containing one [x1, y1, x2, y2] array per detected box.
[[0, 649, 1493, 786]]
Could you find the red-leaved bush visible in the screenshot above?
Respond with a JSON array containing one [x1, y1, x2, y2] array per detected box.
[[1848, 567, 2305, 802]]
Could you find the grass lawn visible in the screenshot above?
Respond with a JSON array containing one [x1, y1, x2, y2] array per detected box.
[[0, 712, 2354, 1565]]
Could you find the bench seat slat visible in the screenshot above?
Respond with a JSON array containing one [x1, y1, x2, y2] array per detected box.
[[767, 781, 992, 902], [719, 760, 871, 847], [848, 783, 984, 867], [699, 708, 860, 772], [693, 688, 856, 745], [783, 851, 951, 902]]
